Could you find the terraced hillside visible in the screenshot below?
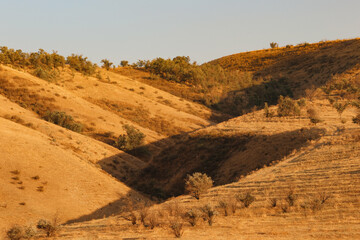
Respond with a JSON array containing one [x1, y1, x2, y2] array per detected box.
[[54, 102, 360, 239]]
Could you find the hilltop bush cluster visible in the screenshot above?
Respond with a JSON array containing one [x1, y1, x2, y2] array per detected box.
[[0, 46, 97, 77]]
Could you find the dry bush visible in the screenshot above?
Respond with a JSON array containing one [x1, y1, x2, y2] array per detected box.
[[164, 201, 182, 217], [269, 198, 278, 208], [147, 211, 160, 229], [116, 124, 145, 151], [36, 218, 58, 237], [285, 190, 297, 207], [7, 225, 24, 240], [122, 211, 137, 225], [217, 198, 238, 216], [277, 95, 300, 117], [185, 172, 213, 200], [200, 204, 217, 226], [236, 192, 256, 208], [307, 108, 322, 125], [169, 220, 183, 238], [139, 207, 149, 226], [183, 208, 201, 226], [353, 113, 360, 125]]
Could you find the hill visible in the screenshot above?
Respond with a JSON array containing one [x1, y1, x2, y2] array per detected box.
[[52, 101, 360, 239], [0, 60, 214, 232]]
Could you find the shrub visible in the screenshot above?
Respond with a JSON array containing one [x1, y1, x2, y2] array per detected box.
[[200, 204, 216, 226], [43, 111, 83, 132], [36, 219, 57, 237], [353, 113, 360, 125], [66, 54, 96, 75], [169, 220, 183, 238], [101, 59, 113, 70], [270, 42, 279, 49], [115, 124, 146, 151], [185, 172, 213, 200], [217, 199, 238, 216], [7, 225, 23, 240], [236, 192, 255, 208], [263, 102, 274, 118], [307, 108, 322, 125], [32, 67, 58, 82], [184, 208, 201, 226], [120, 60, 129, 67], [333, 101, 349, 121], [285, 190, 297, 207], [277, 95, 300, 117]]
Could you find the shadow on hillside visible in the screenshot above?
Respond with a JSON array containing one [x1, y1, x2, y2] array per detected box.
[[98, 127, 326, 198], [65, 190, 150, 224], [214, 39, 360, 116]]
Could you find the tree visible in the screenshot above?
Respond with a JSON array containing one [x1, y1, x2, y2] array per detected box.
[[185, 172, 213, 200], [120, 60, 129, 67], [101, 59, 113, 70], [270, 42, 279, 49]]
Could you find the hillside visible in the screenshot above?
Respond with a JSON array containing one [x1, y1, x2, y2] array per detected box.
[[51, 101, 360, 239], [0, 62, 214, 232], [0, 40, 359, 239]]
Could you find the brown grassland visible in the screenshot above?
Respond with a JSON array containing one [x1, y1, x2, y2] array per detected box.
[[0, 39, 359, 239]]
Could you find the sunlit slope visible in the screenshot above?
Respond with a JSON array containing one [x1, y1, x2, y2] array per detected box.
[[0, 116, 146, 231]]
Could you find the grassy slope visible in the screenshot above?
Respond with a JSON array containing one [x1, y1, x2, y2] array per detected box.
[[0, 64, 213, 232], [57, 103, 360, 239]]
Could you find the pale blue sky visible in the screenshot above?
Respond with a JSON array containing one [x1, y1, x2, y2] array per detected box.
[[1, 0, 359, 65]]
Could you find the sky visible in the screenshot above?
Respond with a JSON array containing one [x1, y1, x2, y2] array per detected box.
[[1, 0, 359, 65]]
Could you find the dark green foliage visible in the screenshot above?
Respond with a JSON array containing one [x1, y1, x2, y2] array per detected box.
[[277, 95, 300, 117], [66, 54, 96, 75], [32, 67, 58, 82], [101, 59, 113, 70], [43, 111, 83, 132], [115, 124, 145, 151]]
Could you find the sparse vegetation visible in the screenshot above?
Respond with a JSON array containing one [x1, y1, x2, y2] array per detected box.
[[200, 204, 216, 226], [236, 192, 255, 208], [185, 172, 213, 200], [307, 108, 322, 125], [101, 59, 113, 70], [277, 95, 300, 117], [169, 220, 183, 238], [115, 124, 145, 151], [183, 208, 201, 226], [43, 111, 83, 132], [36, 219, 57, 237]]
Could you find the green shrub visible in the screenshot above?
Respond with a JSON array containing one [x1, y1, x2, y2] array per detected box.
[[32, 67, 58, 81], [43, 111, 83, 132], [277, 95, 300, 117], [116, 124, 146, 151], [66, 54, 96, 75], [185, 172, 213, 200]]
